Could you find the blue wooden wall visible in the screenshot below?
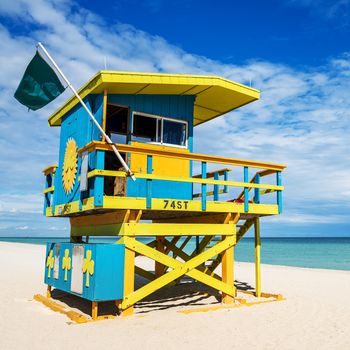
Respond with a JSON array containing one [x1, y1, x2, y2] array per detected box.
[[108, 94, 195, 200], [53, 94, 104, 207], [53, 93, 195, 207]]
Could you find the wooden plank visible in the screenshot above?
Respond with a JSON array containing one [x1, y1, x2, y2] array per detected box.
[[122, 223, 235, 236], [121, 236, 236, 309], [193, 167, 232, 179], [70, 210, 130, 226], [79, 141, 286, 171]]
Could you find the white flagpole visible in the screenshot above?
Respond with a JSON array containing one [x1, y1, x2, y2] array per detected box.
[[37, 42, 136, 181]]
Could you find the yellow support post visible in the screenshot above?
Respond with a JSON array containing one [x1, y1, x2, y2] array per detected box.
[[92, 301, 98, 320], [46, 285, 52, 299], [155, 236, 165, 277], [121, 210, 141, 317], [122, 240, 135, 316], [222, 213, 239, 304], [254, 217, 261, 298], [221, 244, 234, 304]]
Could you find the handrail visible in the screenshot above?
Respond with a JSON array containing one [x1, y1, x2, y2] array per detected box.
[[236, 169, 278, 200], [193, 168, 231, 179], [79, 141, 286, 171], [86, 169, 284, 192]]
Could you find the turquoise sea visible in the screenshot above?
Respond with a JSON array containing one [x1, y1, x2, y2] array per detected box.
[[0, 237, 349, 271]]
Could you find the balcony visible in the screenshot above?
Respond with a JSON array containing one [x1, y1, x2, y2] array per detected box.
[[43, 141, 285, 219]]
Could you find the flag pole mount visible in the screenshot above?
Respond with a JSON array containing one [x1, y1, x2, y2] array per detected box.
[[36, 42, 136, 181]]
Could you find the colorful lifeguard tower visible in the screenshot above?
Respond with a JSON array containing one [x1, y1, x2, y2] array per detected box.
[[41, 71, 285, 320]]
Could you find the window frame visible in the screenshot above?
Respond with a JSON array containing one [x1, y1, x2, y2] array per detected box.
[[131, 111, 188, 149]]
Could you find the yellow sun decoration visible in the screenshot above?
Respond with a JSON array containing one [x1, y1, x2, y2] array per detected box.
[[62, 138, 78, 194]]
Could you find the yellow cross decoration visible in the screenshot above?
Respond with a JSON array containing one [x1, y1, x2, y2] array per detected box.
[[82, 250, 94, 288], [62, 249, 71, 281], [46, 249, 54, 278]]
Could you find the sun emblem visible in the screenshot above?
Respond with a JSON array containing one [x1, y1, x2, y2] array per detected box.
[[62, 138, 78, 194]]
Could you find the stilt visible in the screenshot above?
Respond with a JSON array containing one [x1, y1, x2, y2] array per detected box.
[[221, 243, 234, 304], [155, 236, 165, 277], [221, 213, 238, 304], [46, 285, 52, 298], [92, 301, 98, 320], [254, 217, 261, 298], [122, 238, 135, 316]]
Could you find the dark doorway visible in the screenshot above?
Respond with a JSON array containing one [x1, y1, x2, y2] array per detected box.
[[104, 104, 129, 196]]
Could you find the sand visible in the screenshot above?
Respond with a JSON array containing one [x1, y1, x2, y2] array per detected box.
[[0, 242, 349, 350]]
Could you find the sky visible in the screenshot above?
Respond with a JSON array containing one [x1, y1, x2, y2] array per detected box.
[[0, 0, 349, 237]]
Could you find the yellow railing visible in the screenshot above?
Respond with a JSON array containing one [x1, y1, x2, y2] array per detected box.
[[78, 141, 285, 213]]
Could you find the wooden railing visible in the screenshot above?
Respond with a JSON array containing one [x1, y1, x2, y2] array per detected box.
[[78, 141, 286, 213], [42, 164, 57, 215]]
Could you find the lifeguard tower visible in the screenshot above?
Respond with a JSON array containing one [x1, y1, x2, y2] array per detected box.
[[40, 71, 285, 320]]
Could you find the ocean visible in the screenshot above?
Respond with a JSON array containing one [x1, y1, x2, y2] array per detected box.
[[0, 237, 349, 271]]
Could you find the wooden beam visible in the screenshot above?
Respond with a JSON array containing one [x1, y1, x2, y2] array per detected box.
[[121, 236, 236, 309], [254, 217, 261, 298]]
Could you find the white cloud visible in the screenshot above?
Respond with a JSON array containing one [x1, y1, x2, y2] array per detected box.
[[15, 225, 29, 230], [0, 0, 349, 233]]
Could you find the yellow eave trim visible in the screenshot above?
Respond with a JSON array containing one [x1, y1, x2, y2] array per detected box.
[[48, 71, 260, 127]]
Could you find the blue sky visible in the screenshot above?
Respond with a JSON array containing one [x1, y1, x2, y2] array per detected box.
[[0, 0, 349, 237]]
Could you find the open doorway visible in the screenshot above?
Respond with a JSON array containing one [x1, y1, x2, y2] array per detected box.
[[104, 104, 129, 196]]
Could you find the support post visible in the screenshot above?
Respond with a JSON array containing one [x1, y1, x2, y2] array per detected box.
[[254, 173, 261, 204], [155, 236, 165, 277], [214, 172, 219, 201], [276, 171, 282, 213], [221, 242, 234, 304], [46, 285, 52, 299], [244, 166, 249, 212], [92, 301, 98, 320], [201, 162, 207, 211], [254, 217, 261, 298], [94, 150, 105, 207], [223, 169, 228, 193], [121, 211, 141, 317], [221, 214, 238, 304], [146, 155, 152, 209], [122, 240, 135, 316]]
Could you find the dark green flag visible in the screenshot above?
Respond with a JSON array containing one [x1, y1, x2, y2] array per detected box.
[[14, 52, 65, 111]]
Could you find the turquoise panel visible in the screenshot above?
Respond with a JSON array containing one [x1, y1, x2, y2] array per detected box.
[[52, 94, 104, 208], [44, 242, 125, 302]]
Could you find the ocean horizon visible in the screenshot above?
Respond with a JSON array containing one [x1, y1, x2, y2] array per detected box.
[[1, 236, 349, 271]]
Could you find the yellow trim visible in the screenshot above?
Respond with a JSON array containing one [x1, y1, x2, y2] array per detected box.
[[42, 164, 58, 176], [86, 169, 283, 191], [43, 186, 55, 194], [121, 223, 235, 236], [51, 196, 280, 217], [80, 141, 286, 171], [193, 189, 226, 198], [34, 294, 115, 323], [48, 71, 260, 127], [177, 297, 285, 315], [193, 167, 232, 179], [70, 210, 130, 226]]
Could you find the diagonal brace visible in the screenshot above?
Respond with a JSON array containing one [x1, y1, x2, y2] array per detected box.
[[121, 236, 236, 309]]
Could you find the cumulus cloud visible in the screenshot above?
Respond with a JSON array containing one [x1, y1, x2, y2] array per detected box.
[[0, 0, 349, 236]]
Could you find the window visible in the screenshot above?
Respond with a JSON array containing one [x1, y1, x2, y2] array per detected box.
[[105, 104, 128, 144], [163, 119, 186, 146], [132, 112, 187, 148]]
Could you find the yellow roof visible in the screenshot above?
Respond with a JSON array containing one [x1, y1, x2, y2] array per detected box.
[[48, 71, 260, 126]]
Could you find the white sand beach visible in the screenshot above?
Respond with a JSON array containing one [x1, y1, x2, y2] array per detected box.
[[0, 241, 349, 350]]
